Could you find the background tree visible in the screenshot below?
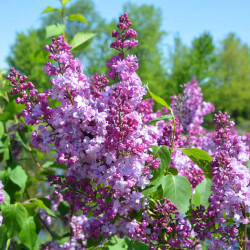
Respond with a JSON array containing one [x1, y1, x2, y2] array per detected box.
[[212, 33, 250, 120], [190, 32, 217, 84], [6, 29, 51, 90], [165, 36, 191, 97]]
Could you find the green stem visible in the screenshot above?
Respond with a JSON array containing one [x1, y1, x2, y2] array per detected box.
[[243, 223, 247, 250], [60, 0, 66, 38], [169, 107, 176, 157], [118, 214, 131, 222], [66, 85, 74, 105], [25, 190, 56, 240]]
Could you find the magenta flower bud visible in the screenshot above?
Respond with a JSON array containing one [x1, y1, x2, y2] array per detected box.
[[16, 97, 22, 103]]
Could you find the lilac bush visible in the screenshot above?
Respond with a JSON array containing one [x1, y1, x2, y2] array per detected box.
[[1, 12, 249, 250]]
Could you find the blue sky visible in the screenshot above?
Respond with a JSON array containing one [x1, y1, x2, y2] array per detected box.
[[1, 0, 250, 69]]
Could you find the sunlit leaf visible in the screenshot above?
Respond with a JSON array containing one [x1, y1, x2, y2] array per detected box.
[[45, 24, 65, 39], [147, 87, 170, 109], [150, 145, 170, 180], [19, 217, 38, 249], [2, 203, 27, 237], [147, 114, 172, 125], [193, 178, 212, 208], [0, 122, 4, 139], [42, 6, 59, 14], [8, 164, 28, 190], [182, 148, 213, 178], [162, 175, 191, 213], [67, 13, 87, 23], [70, 32, 96, 50]]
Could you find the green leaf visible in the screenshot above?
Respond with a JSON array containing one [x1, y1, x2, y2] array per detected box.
[[0, 225, 8, 250], [192, 178, 212, 209], [57, 201, 70, 216], [15, 131, 29, 151], [32, 198, 57, 218], [2, 190, 10, 205], [182, 148, 213, 178], [166, 167, 178, 175], [45, 24, 65, 39], [0, 112, 12, 121], [162, 175, 191, 213], [2, 203, 27, 237], [3, 148, 9, 161], [105, 237, 149, 250], [38, 169, 55, 176], [70, 32, 96, 50], [147, 88, 170, 109], [147, 115, 172, 125], [5, 100, 26, 115], [105, 237, 127, 249], [142, 175, 165, 196], [23, 203, 39, 217], [39, 197, 52, 208], [8, 165, 28, 190], [42, 161, 55, 168], [124, 238, 149, 250], [42, 6, 59, 13], [150, 145, 171, 180], [87, 237, 104, 248], [67, 13, 87, 23], [58, 236, 70, 245], [150, 187, 164, 200], [42, 161, 66, 170], [62, 0, 71, 5], [32, 148, 44, 160], [19, 217, 38, 249], [246, 160, 250, 169], [0, 122, 4, 139]]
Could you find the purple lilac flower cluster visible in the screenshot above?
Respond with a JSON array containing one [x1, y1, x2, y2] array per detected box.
[[190, 111, 250, 248], [110, 13, 138, 51], [106, 13, 138, 80], [171, 78, 215, 140], [7, 68, 37, 105], [8, 14, 160, 242], [168, 79, 215, 187], [0, 180, 5, 226]]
